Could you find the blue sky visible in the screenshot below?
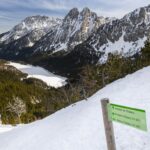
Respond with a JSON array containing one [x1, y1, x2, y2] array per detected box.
[[0, 0, 150, 33]]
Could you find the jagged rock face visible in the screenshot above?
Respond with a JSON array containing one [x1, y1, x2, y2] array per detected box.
[[33, 7, 109, 53], [0, 16, 62, 47], [85, 5, 150, 63]]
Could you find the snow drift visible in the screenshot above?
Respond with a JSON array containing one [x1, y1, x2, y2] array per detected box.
[[0, 66, 150, 150]]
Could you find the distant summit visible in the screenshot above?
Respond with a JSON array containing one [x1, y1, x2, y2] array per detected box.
[[0, 16, 62, 56]]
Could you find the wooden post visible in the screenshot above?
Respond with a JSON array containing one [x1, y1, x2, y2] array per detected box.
[[101, 99, 116, 150]]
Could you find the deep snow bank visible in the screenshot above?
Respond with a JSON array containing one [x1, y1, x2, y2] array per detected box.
[[0, 66, 150, 150]]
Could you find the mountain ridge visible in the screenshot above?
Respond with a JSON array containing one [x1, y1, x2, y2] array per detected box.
[[84, 4, 150, 63], [33, 7, 110, 53], [0, 7, 112, 56], [0, 15, 62, 55], [0, 5, 150, 75]]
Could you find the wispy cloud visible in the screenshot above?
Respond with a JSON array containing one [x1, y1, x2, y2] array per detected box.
[[0, 15, 14, 21], [0, 0, 150, 33]]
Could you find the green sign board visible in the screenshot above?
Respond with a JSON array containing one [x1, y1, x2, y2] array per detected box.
[[107, 103, 147, 131]]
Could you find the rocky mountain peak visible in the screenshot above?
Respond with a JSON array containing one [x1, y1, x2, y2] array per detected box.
[[0, 15, 62, 45], [23, 15, 49, 23], [32, 7, 109, 53], [81, 7, 91, 15], [64, 8, 79, 20], [80, 7, 97, 20], [123, 5, 150, 25], [15, 15, 61, 31]]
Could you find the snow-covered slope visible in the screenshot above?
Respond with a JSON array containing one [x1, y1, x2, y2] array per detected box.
[[0, 125, 14, 134], [0, 66, 150, 150], [8, 62, 67, 88], [98, 35, 147, 64]]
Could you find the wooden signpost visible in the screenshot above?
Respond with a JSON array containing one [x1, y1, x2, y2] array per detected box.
[[101, 99, 116, 150], [101, 98, 147, 150]]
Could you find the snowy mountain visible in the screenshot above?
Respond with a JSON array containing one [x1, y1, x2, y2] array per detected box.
[[0, 7, 111, 57], [0, 66, 149, 150], [0, 16, 62, 48], [0, 5, 150, 72], [83, 5, 150, 63], [33, 8, 110, 53]]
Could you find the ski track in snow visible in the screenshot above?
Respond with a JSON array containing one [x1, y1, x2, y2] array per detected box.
[[0, 66, 150, 150], [7, 62, 67, 88]]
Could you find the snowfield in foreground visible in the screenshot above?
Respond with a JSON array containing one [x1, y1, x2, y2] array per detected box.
[[0, 66, 150, 150], [0, 125, 14, 134], [7, 62, 67, 88]]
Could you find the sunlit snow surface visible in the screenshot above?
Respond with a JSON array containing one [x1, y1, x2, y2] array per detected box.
[[8, 62, 67, 88], [98, 35, 147, 64], [0, 125, 14, 134], [0, 66, 150, 150]]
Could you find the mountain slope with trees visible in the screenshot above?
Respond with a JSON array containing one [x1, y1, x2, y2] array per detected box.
[[0, 38, 150, 124], [0, 60, 150, 150]]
